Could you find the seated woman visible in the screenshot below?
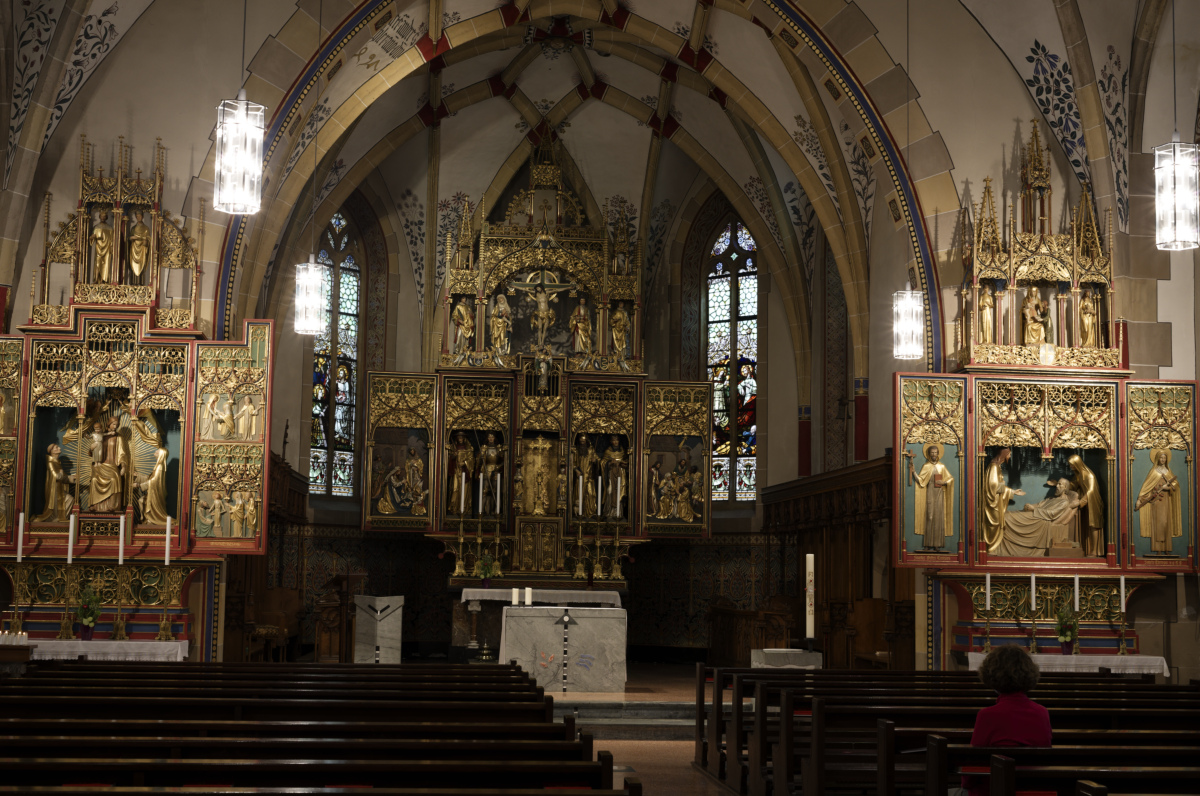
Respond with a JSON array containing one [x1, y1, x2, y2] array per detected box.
[[963, 644, 1052, 795]]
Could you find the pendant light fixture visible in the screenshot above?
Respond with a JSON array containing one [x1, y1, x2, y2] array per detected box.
[[213, 0, 265, 215], [892, 0, 925, 361], [1155, 0, 1199, 250], [295, 0, 326, 335]]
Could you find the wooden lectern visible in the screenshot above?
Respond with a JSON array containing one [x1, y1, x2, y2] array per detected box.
[[314, 572, 365, 663]]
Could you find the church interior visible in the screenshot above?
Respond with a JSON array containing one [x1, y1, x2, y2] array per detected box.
[[2, 0, 1200, 793]]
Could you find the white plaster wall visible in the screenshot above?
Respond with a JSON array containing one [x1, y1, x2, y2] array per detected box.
[[1159, 249, 1196, 380], [764, 285, 798, 486]]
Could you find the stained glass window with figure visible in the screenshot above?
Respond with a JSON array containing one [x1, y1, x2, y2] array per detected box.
[[706, 222, 758, 501], [309, 212, 363, 496]]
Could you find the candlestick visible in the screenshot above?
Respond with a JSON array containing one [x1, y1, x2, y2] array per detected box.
[[804, 553, 815, 639], [1073, 574, 1079, 612], [985, 573, 991, 611], [67, 514, 75, 565], [165, 516, 171, 566], [16, 512, 23, 563], [118, 515, 125, 565]]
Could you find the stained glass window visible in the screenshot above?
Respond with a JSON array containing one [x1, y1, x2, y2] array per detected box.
[[309, 211, 363, 496], [706, 222, 758, 501]]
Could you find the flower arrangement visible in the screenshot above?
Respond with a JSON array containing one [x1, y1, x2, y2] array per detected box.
[[77, 584, 102, 629], [478, 553, 498, 581], [1055, 605, 1078, 643]]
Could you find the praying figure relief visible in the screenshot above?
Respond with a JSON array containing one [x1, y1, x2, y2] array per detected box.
[[1135, 449, 1182, 554], [92, 209, 116, 284]]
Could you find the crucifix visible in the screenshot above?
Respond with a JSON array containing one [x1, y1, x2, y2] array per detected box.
[[509, 270, 577, 349]]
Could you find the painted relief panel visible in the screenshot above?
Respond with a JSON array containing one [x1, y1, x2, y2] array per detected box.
[[642, 383, 711, 537], [364, 373, 436, 531], [190, 321, 272, 554], [1125, 382, 1195, 569], [0, 339, 22, 534], [895, 375, 967, 566], [569, 382, 637, 529], [440, 378, 512, 523]]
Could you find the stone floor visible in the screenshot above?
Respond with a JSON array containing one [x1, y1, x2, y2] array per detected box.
[[606, 740, 727, 796]]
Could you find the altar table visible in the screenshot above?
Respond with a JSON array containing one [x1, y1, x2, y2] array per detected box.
[[461, 589, 621, 606], [966, 651, 1170, 677], [30, 639, 189, 662], [499, 606, 626, 692]]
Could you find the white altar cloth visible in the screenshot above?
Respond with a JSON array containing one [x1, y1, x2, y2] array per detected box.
[[31, 639, 188, 662], [461, 588, 621, 607], [966, 651, 1169, 677]]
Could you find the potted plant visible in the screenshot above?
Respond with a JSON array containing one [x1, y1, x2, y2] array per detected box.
[[77, 584, 101, 641], [478, 553, 497, 588], [1055, 605, 1078, 655]]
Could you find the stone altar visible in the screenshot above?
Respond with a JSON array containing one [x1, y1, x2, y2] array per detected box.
[[353, 595, 404, 664], [500, 606, 626, 692]]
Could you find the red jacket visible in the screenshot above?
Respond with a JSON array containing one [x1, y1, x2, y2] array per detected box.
[[964, 692, 1052, 794]]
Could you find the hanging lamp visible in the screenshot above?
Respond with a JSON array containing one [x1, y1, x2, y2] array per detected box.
[[294, 0, 326, 334], [1155, 0, 1199, 250], [213, 0, 264, 214], [893, 282, 925, 360]]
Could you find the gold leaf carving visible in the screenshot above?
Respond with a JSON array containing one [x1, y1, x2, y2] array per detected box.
[[899, 378, 965, 446], [1128, 384, 1194, 451]]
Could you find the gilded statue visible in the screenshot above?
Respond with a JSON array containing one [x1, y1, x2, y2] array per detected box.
[[490, 294, 512, 355], [512, 462, 525, 510], [992, 477, 1082, 556], [1068, 454, 1104, 557], [91, 209, 116, 284], [452, 297, 475, 355], [1135, 449, 1181, 554], [375, 463, 406, 515], [977, 288, 994, 345], [511, 270, 574, 349], [127, 210, 151, 280], [981, 448, 1025, 553], [214, 395, 237, 439], [533, 466, 549, 516], [1079, 288, 1098, 348], [675, 474, 694, 522], [647, 459, 663, 518], [234, 395, 260, 440], [407, 447, 427, 516], [446, 431, 475, 515], [201, 394, 219, 438], [88, 417, 127, 513], [135, 432, 171, 525], [245, 494, 258, 533], [910, 442, 954, 549], [601, 435, 627, 518], [1021, 289, 1049, 346], [610, 301, 630, 359], [230, 494, 246, 537], [479, 432, 506, 514], [32, 443, 75, 522], [569, 298, 591, 354], [574, 434, 598, 517], [654, 472, 677, 519]]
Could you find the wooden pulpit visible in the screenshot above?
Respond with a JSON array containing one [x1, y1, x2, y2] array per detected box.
[[314, 572, 365, 663]]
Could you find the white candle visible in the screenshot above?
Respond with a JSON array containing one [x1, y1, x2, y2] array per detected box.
[[478, 472, 484, 514], [118, 516, 125, 565], [16, 512, 23, 563], [577, 475, 582, 516], [524, 587, 533, 606], [1073, 574, 1079, 612], [1030, 573, 1036, 610], [495, 473, 501, 515], [985, 573, 991, 611], [511, 588, 519, 605], [67, 514, 75, 565], [596, 476, 601, 517], [616, 477, 622, 519], [1120, 576, 1126, 612], [460, 472, 466, 514], [805, 553, 815, 639], [164, 516, 171, 566]]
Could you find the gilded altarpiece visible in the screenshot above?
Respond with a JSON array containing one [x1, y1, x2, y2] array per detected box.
[[642, 383, 712, 537], [1125, 382, 1195, 569], [363, 373, 437, 531]]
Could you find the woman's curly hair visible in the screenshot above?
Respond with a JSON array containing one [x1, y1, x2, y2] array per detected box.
[[978, 644, 1041, 694]]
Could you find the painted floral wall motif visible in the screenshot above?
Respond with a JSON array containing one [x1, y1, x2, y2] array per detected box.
[[396, 188, 426, 317], [637, 95, 682, 129], [671, 21, 718, 55], [742, 176, 783, 254], [1098, 45, 1129, 231], [823, 245, 849, 470], [284, 97, 333, 180], [436, 192, 474, 297], [783, 180, 816, 309], [604, 194, 639, 248], [644, 198, 676, 292], [791, 115, 838, 215], [7, 0, 64, 187], [1025, 40, 1090, 187], [840, 121, 876, 253]]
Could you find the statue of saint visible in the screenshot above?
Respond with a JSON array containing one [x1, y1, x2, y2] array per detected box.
[[127, 210, 151, 280], [229, 494, 246, 537], [376, 463, 406, 515], [201, 394, 220, 438], [137, 435, 171, 525], [1068, 454, 1104, 557], [88, 417, 127, 513], [647, 459, 663, 518], [216, 395, 237, 439], [574, 434, 599, 517], [569, 298, 592, 354], [490, 294, 512, 355], [691, 466, 704, 516], [1022, 289, 1049, 346], [610, 301, 630, 359], [406, 447, 427, 516], [601, 435, 627, 518], [533, 466, 549, 516], [245, 494, 258, 534], [556, 461, 567, 515], [511, 462, 525, 511], [209, 492, 230, 536], [446, 431, 475, 515], [978, 288, 994, 345], [992, 477, 1082, 556], [1079, 288, 1099, 348], [675, 474, 694, 522], [92, 209, 116, 284], [32, 443, 75, 522], [981, 447, 1025, 554], [1135, 449, 1182, 554], [655, 472, 677, 519], [910, 442, 954, 550], [479, 432, 505, 514], [452, 297, 474, 355], [233, 395, 260, 440], [511, 271, 574, 349]]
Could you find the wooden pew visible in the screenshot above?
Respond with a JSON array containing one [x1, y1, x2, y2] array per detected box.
[[0, 787, 643, 796], [987, 753, 1200, 796]]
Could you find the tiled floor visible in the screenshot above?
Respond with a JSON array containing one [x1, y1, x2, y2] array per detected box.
[[604, 740, 727, 796]]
